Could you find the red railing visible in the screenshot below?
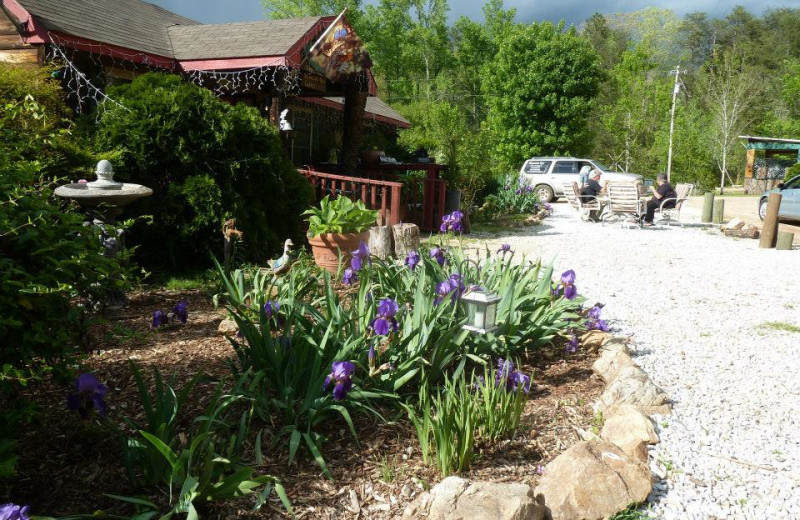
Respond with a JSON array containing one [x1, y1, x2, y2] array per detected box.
[[298, 168, 404, 226], [300, 163, 447, 231]]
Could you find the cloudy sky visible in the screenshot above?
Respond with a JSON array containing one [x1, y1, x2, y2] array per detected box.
[[151, 0, 800, 25]]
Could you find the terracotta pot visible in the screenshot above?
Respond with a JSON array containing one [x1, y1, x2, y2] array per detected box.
[[308, 231, 370, 274]]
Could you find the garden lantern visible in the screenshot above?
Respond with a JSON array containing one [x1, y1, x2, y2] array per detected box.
[[461, 288, 502, 335]]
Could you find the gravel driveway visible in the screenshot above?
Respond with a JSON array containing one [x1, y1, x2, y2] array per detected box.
[[473, 202, 800, 519]]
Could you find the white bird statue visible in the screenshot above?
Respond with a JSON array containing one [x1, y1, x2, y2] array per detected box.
[[279, 109, 292, 132], [270, 238, 295, 274]]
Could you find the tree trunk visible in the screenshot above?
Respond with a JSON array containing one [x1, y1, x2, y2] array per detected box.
[[392, 223, 420, 258], [369, 226, 394, 259], [341, 81, 368, 171]]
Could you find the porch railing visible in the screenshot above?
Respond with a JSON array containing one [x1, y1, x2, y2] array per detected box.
[[299, 163, 447, 231], [298, 168, 404, 226]]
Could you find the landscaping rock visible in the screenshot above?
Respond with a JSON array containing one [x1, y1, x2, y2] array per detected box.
[[580, 330, 613, 353], [592, 349, 638, 385], [595, 366, 672, 415], [600, 403, 659, 463], [599, 336, 630, 355], [401, 476, 546, 520], [534, 440, 652, 520], [217, 318, 238, 335], [724, 224, 759, 239], [724, 218, 746, 230]]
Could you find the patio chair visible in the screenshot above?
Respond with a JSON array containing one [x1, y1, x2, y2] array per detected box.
[[602, 181, 643, 228], [654, 183, 694, 227], [562, 182, 601, 221]]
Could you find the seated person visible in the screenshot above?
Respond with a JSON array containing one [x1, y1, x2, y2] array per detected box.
[[580, 169, 604, 200], [580, 169, 605, 221], [643, 173, 677, 226]]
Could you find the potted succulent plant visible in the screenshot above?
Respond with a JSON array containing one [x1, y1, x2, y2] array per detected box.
[[303, 195, 378, 273]]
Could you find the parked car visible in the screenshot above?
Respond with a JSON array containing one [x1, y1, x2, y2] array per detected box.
[[519, 157, 644, 202], [758, 174, 800, 222]]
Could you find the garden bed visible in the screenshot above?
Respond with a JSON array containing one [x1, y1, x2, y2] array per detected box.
[[8, 288, 604, 519]]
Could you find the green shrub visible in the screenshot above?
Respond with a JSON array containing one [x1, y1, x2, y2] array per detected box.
[[92, 73, 312, 269], [0, 64, 136, 477]]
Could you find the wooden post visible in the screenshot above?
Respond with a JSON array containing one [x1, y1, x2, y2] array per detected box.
[[392, 223, 420, 258], [759, 192, 782, 249], [369, 226, 393, 259], [341, 82, 368, 171], [701, 193, 714, 223], [776, 231, 794, 250], [712, 199, 725, 224]]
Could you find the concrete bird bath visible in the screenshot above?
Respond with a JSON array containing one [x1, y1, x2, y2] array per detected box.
[[55, 160, 152, 221], [55, 161, 152, 308]]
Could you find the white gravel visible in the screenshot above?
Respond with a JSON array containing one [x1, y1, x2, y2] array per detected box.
[[473, 203, 800, 519]]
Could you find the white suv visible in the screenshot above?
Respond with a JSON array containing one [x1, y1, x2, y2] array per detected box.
[[519, 157, 644, 202]]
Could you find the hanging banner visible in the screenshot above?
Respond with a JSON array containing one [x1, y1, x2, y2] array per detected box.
[[307, 10, 372, 83]]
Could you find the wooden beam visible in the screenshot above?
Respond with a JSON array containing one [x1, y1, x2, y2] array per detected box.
[[341, 81, 367, 170], [0, 47, 38, 64]]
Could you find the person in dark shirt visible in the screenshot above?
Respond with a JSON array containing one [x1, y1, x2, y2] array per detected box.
[[643, 173, 677, 226], [580, 169, 605, 221]]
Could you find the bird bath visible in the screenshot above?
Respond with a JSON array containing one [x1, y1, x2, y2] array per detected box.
[[55, 160, 152, 221], [54, 161, 152, 308]]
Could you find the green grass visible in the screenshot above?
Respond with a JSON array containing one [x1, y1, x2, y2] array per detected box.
[[759, 321, 800, 333], [609, 503, 650, 520], [143, 268, 219, 291]]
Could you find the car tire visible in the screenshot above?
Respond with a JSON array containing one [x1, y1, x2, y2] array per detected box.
[[535, 184, 555, 203], [758, 198, 767, 221]]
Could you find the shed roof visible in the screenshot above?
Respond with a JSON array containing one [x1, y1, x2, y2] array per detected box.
[[739, 135, 800, 146], [169, 17, 323, 61], [15, 0, 198, 58]]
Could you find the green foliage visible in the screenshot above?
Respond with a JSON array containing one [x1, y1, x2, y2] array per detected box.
[[486, 22, 604, 173], [1, 64, 138, 477], [474, 364, 528, 443], [475, 181, 542, 222], [92, 73, 311, 269], [302, 195, 378, 237]]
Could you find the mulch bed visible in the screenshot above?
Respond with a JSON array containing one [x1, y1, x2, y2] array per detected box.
[[7, 289, 604, 519]]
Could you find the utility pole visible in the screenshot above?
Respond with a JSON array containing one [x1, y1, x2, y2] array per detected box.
[[666, 65, 681, 184]]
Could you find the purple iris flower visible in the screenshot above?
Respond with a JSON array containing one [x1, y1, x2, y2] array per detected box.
[[405, 250, 421, 271], [368, 343, 376, 365], [263, 300, 280, 318], [430, 247, 446, 266], [351, 241, 370, 271], [67, 373, 108, 419], [525, 185, 534, 194], [544, 203, 552, 211], [152, 310, 169, 329], [536, 465, 545, 476], [323, 361, 355, 401], [566, 332, 579, 354], [559, 269, 578, 300], [448, 274, 465, 302], [434, 280, 453, 306], [0, 504, 30, 520], [371, 298, 399, 336], [172, 299, 188, 324], [515, 188, 522, 195], [585, 305, 608, 331], [587, 305, 602, 319], [494, 358, 531, 393], [342, 267, 358, 285], [440, 211, 464, 233], [498, 243, 512, 254]]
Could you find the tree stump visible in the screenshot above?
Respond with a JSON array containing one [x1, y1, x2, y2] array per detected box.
[[777, 231, 794, 250], [369, 226, 394, 259], [393, 223, 420, 258]]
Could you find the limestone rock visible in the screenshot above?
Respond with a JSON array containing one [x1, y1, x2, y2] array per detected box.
[[600, 404, 659, 463], [595, 366, 672, 415], [580, 330, 613, 353], [599, 336, 630, 355], [217, 318, 238, 335], [724, 224, 759, 239], [724, 218, 745, 230], [402, 476, 545, 520], [534, 441, 652, 520], [592, 349, 638, 385]]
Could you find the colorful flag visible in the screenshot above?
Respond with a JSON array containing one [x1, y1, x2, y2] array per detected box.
[[308, 12, 372, 83]]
